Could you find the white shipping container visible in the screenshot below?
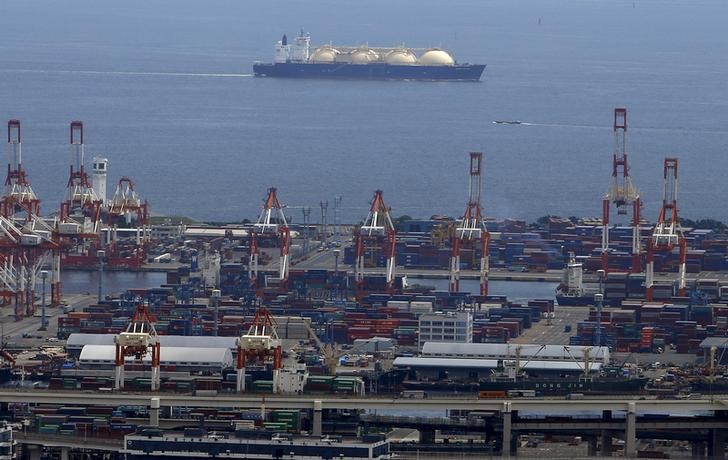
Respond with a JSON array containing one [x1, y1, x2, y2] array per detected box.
[[386, 300, 410, 310], [409, 301, 433, 313], [20, 234, 41, 246], [59, 222, 81, 234]]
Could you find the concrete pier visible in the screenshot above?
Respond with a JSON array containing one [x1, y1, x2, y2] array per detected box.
[[501, 402, 512, 458], [625, 402, 636, 458], [312, 399, 322, 436], [150, 397, 160, 427]]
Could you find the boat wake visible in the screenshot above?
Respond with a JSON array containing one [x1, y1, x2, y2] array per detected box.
[[519, 121, 602, 129], [493, 120, 728, 135], [493, 120, 600, 129], [1, 69, 253, 78]]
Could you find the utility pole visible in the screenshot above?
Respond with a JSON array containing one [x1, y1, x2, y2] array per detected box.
[[212, 289, 221, 337], [334, 195, 343, 245], [320, 200, 328, 248], [595, 269, 605, 347], [302, 207, 311, 253], [40, 271, 48, 331], [97, 250, 105, 302]]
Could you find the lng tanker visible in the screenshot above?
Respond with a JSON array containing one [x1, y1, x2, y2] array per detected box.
[[253, 31, 486, 81]]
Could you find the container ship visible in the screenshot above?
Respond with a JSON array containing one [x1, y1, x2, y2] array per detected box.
[[253, 31, 486, 81], [477, 368, 649, 396], [555, 253, 622, 306], [395, 367, 648, 396]]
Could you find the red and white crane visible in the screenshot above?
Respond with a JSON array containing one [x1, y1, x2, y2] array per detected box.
[[57, 121, 103, 268], [60, 121, 102, 229], [236, 307, 282, 393], [0, 120, 58, 319], [601, 108, 642, 273], [114, 303, 161, 391], [251, 188, 290, 289], [355, 190, 396, 296], [105, 176, 150, 267], [450, 152, 490, 295], [1, 120, 40, 219], [645, 158, 686, 301]]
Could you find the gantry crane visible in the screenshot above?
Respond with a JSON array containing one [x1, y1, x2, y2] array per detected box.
[[1, 120, 40, 219], [105, 176, 150, 267], [236, 307, 282, 393], [0, 120, 58, 319], [355, 190, 396, 297], [114, 303, 161, 390], [646, 158, 686, 301], [57, 121, 103, 268], [450, 152, 490, 295], [601, 108, 642, 274], [249, 188, 290, 290]]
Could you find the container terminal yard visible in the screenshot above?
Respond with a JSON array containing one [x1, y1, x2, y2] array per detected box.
[[2, 111, 728, 459]]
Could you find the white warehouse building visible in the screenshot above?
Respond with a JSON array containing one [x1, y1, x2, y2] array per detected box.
[[66, 333, 239, 358], [78, 345, 233, 373]]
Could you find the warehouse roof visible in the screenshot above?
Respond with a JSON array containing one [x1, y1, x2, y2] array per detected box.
[[393, 357, 602, 373], [79, 345, 233, 367], [183, 226, 251, 238], [699, 337, 728, 349], [183, 226, 298, 239], [421, 342, 610, 362], [67, 334, 238, 350]]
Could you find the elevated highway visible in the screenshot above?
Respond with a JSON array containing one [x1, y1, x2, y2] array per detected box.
[[2, 389, 728, 412], [1, 389, 728, 412], [4, 390, 728, 458]]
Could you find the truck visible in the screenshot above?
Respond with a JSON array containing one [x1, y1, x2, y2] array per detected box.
[[400, 390, 427, 399], [152, 253, 172, 263]]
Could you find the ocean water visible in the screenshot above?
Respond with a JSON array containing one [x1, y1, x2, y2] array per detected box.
[[1, 0, 727, 225], [60, 270, 166, 295]]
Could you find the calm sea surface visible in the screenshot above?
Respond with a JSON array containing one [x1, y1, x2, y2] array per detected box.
[[60, 270, 557, 300], [1, 0, 727, 226]]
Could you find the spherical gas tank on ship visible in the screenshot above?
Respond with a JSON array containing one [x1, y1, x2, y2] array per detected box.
[[309, 46, 339, 63], [384, 49, 417, 65], [418, 49, 455, 66], [350, 48, 379, 64]]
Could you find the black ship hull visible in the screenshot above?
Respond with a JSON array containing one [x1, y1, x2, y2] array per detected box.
[[0, 367, 11, 384], [479, 377, 649, 395], [399, 376, 647, 396], [253, 62, 486, 81], [690, 379, 728, 394]]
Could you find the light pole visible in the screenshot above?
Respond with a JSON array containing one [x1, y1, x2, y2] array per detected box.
[[320, 201, 328, 248], [39, 270, 48, 331], [97, 250, 105, 302], [595, 269, 605, 347], [333, 249, 342, 300], [212, 289, 221, 337], [334, 195, 342, 245], [333, 249, 340, 276]]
